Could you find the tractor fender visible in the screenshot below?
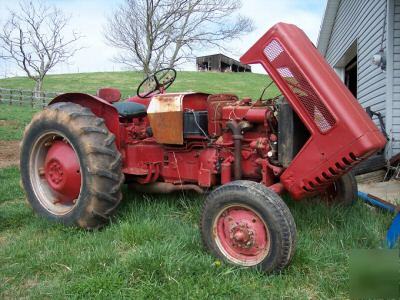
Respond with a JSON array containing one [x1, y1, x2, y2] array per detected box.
[[49, 93, 121, 147]]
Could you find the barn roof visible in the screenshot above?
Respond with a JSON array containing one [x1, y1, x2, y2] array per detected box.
[[317, 0, 340, 56]]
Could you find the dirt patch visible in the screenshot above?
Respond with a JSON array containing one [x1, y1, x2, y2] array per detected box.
[[0, 120, 19, 127], [358, 180, 400, 205], [0, 235, 7, 246], [0, 140, 20, 168]]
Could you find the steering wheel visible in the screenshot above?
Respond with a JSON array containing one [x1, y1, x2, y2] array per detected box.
[[137, 68, 177, 98]]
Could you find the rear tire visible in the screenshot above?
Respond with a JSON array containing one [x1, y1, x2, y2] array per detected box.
[[20, 102, 124, 229], [200, 180, 297, 273]]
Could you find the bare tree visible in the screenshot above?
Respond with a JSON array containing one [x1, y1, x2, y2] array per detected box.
[[0, 1, 81, 95], [105, 0, 253, 74]]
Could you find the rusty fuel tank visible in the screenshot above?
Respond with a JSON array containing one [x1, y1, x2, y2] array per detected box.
[[147, 94, 184, 144]]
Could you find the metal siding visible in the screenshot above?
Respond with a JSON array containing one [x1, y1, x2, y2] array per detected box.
[[325, 0, 391, 152]]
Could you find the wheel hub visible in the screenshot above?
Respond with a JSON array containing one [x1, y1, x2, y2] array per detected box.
[[47, 159, 64, 185], [215, 206, 270, 265], [231, 223, 254, 248], [43, 140, 81, 204]]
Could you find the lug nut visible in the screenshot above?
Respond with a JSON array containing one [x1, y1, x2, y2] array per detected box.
[[38, 168, 45, 176]]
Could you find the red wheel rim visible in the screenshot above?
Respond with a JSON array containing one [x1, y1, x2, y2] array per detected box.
[[29, 131, 82, 215], [44, 140, 81, 204], [213, 205, 270, 266]]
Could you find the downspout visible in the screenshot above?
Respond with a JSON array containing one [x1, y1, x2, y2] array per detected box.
[[385, 0, 394, 159], [227, 121, 243, 180]]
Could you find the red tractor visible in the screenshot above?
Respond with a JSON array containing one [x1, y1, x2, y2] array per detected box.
[[20, 23, 386, 273]]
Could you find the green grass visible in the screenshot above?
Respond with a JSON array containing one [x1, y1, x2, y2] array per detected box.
[[0, 105, 39, 140], [0, 72, 395, 298]]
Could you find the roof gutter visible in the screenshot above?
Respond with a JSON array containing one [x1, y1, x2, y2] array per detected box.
[[317, 0, 340, 57]]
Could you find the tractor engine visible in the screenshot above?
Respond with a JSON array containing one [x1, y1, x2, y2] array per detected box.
[[122, 92, 281, 192]]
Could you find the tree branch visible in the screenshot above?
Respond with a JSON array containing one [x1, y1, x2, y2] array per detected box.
[[104, 0, 253, 74], [0, 0, 82, 93]]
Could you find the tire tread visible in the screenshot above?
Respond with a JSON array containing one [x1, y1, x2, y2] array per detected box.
[[20, 102, 123, 229]]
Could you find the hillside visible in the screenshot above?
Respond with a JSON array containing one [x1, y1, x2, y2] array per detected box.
[[0, 71, 279, 100]]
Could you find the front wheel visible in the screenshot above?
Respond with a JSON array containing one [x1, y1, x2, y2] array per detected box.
[[200, 180, 296, 273], [320, 172, 358, 206]]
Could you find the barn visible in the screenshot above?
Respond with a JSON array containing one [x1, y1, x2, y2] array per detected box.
[[196, 54, 251, 72], [317, 0, 399, 160]]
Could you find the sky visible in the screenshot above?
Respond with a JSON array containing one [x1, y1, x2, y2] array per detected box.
[[0, 0, 327, 77]]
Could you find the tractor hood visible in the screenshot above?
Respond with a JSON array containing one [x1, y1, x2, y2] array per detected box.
[[240, 22, 386, 199]]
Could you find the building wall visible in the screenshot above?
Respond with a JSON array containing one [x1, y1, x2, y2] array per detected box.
[[324, 0, 393, 155], [326, 0, 387, 116], [196, 54, 251, 72]]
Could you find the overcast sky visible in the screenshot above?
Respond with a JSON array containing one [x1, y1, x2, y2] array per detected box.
[[0, 0, 327, 77]]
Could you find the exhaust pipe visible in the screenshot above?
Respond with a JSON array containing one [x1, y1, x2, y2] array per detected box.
[[227, 121, 243, 180]]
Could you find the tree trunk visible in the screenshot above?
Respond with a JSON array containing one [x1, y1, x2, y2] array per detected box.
[[143, 65, 152, 76], [34, 79, 43, 99]]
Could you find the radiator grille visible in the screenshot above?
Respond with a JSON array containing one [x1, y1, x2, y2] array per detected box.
[[302, 152, 360, 193], [264, 39, 336, 133]]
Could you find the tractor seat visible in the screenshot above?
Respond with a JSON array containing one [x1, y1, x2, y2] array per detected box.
[[113, 102, 147, 118], [97, 88, 121, 103]]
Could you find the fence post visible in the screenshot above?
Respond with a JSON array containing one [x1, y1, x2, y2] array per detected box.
[[19, 90, 23, 106], [31, 90, 34, 108], [9, 89, 12, 105], [0, 89, 2, 104], [42, 91, 46, 108]]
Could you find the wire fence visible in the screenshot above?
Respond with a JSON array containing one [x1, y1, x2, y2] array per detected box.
[[0, 87, 62, 108]]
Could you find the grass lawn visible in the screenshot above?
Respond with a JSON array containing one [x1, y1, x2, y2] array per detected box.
[[0, 105, 39, 140], [0, 72, 395, 298]]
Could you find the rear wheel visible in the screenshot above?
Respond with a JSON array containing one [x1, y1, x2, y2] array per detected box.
[[200, 180, 296, 273], [20, 102, 124, 229]]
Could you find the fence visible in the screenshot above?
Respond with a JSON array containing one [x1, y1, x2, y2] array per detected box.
[[0, 87, 62, 108]]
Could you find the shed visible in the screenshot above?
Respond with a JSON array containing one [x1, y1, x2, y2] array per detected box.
[[317, 0, 399, 160], [196, 54, 251, 72]]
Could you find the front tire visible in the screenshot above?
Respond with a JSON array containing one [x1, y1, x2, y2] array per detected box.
[[321, 172, 358, 206], [200, 180, 297, 273], [20, 102, 124, 229]]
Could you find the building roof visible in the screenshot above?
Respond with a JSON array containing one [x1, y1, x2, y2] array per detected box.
[[317, 0, 340, 56]]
